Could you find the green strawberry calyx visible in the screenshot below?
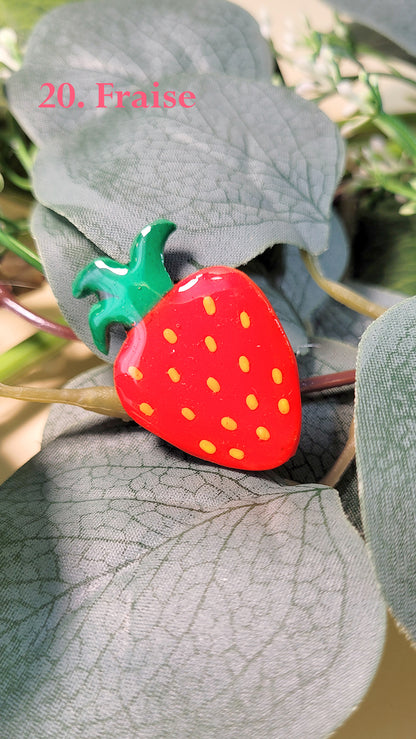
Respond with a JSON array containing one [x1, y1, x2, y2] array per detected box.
[[72, 219, 176, 354]]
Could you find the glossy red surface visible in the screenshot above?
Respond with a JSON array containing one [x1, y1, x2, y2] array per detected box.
[[114, 266, 301, 470]]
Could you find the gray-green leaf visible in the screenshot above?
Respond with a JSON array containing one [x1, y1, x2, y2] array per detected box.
[[325, 0, 416, 57], [355, 296, 416, 641], [32, 74, 344, 271], [7, 0, 273, 145], [0, 366, 385, 737], [282, 336, 360, 531], [279, 211, 349, 322]]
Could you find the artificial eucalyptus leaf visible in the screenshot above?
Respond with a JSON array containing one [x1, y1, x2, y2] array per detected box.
[[242, 210, 349, 340], [0, 366, 385, 737], [325, 0, 416, 57], [282, 337, 360, 531], [355, 297, 416, 641], [7, 0, 273, 145], [30, 205, 125, 361], [32, 73, 344, 270], [348, 23, 416, 65], [279, 211, 349, 322]]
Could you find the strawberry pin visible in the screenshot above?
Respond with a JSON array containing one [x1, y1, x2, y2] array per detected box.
[[72, 220, 302, 470]]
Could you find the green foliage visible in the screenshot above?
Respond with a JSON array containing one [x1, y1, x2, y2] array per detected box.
[[0, 0, 88, 40], [352, 196, 416, 294], [282, 13, 416, 215], [356, 298, 416, 640]]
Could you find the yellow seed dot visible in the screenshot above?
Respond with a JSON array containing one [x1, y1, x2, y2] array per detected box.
[[200, 440, 216, 455], [203, 296, 216, 315], [278, 398, 290, 415], [256, 426, 270, 441], [272, 368, 283, 385], [167, 367, 181, 383], [221, 416, 237, 431], [204, 335, 217, 352], [240, 311, 250, 328], [239, 355, 250, 373], [181, 407, 195, 421], [246, 394, 258, 410], [163, 328, 177, 344], [229, 448, 244, 460], [128, 366, 143, 381], [207, 376, 221, 393], [139, 402, 154, 416]]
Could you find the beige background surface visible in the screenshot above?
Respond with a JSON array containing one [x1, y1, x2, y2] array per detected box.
[[1, 0, 416, 735]]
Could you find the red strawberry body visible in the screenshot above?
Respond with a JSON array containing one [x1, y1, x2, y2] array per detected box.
[[114, 266, 301, 470]]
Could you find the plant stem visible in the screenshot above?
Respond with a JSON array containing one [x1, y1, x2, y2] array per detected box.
[[371, 173, 416, 201], [320, 419, 355, 487], [1, 165, 32, 191], [375, 71, 416, 90], [10, 136, 34, 176], [301, 251, 386, 319], [336, 71, 416, 91], [300, 370, 355, 394], [0, 382, 129, 420], [0, 231, 44, 272], [0, 332, 66, 382], [0, 370, 358, 415], [0, 213, 28, 233], [0, 286, 78, 340]]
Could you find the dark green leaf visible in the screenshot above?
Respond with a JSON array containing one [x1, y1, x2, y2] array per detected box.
[[353, 197, 416, 296]]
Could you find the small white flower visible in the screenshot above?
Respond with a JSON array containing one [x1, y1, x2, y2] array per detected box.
[[336, 80, 354, 97], [295, 81, 317, 96], [342, 100, 360, 117], [369, 136, 387, 155]]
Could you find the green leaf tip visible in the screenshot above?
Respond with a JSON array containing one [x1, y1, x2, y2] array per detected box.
[[72, 219, 176, 355]]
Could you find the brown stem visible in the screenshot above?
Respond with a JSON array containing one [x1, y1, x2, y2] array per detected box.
[[300, 370, 356, 394], [320, 420, 355, 487], [0, 382, 129, 420], [0, 285, 78, 340]]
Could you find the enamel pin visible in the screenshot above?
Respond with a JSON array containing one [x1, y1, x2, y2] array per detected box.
[[72, 220, 301, 470]]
